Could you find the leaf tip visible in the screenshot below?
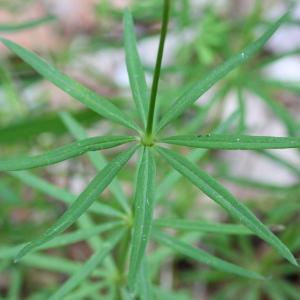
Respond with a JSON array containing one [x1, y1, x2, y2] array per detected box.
[[14, 255, 22, 264], [256, 273, 267, 281], [13, 258, 19, 264], [290, 256, 299, 267], [264, 274, 273, 281], [0, 37, 17, 51]]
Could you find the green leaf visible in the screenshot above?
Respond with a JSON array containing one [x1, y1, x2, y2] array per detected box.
[[21, 253, 82, 274], [0, 110, 99, 145], [153, 230, 264, 279], [218, 173, 299, 192], [0, 136, 136, 171], [155, 219, 252, 235], [277, 281, 300, 300], [59, 112, 130, 214], [157, 12, 290, 132], [263, 79, 300, 96], [49, 231, 124, 300], [0, 38, 140, 132], [15, 145, 138, 261], [124, 10, 148, 127], [156, 111, 239, 203], [0, 222, 122, 260], [0, 64, 24, 117], [256, 48, 300, 68], [155, 148, 207, 203], [160, 134, 300, 150], [0, 15, 55, 32], [156, 146, 297, 266], [264, 281, 286, 300], [128, 147, 156, 291], [9, 171, 122, 218], [244, 287, 259, 300], [64, 283, 107, 300], [5, 175, 117, 272], [138, 260, 153, 300], [45, 221, 123, 249], [19, 257, 104, 279], [8, 268, 22, 300]]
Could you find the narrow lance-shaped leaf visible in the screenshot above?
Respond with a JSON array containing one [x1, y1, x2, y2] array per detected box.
[[8, 171, 120, 273], [60, 111, 131, 214], [0, 38, 141, 132], [128, 147, 156, 290], [124, 10, 148, 127], [156, 146, 297, 266], [19, 253, 84, 275], [49, 230, 124, 300], [0, 110, 99, 145], [153, 230, 264, 279], [64, 283, 107, 300], [8, 268, 22, 300], [0, 15, 55, 32], [154, 219, 252, 235], [9, 171, 122, 218], [255, 47, 300, 68], [156, 111, 239, 203], [160, 135, 300, 150], [0, 222, 122, 260], [157, 11, 290, 132], [0, 65, 24, 116], [262, 79, 300, 96], [0, 136, 136, 171], [66, 215, 117, 276], [138, 259, 154, 300], [41, 222, 123, 249], [16, 145, 138, 261], [218, 172, 299, 192], [276, 281, 300, 300]]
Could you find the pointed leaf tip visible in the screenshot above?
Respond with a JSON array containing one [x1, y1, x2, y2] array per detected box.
[[156, 146, 297, 266], [0, 38, 140, 132], [15, 145, 138, 261], [157, 10, 291, 132]]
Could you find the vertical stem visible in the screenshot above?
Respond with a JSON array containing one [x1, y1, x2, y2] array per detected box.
[[145, 0, 170, 139]]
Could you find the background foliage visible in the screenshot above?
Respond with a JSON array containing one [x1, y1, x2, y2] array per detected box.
[[0, 0, 300, 299]]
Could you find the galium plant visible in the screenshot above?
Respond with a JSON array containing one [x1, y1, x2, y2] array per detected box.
[[0, 0, 300, 298]]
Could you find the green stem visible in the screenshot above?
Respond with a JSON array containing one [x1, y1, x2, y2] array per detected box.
[[145, 0, 170, 140]]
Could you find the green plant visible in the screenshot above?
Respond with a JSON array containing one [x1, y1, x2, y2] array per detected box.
[[0, 1, 299, 299], [0, 15, 55, 33]]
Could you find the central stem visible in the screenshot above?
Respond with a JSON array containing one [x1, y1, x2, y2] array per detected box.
[[145, 0, 170, 139]]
